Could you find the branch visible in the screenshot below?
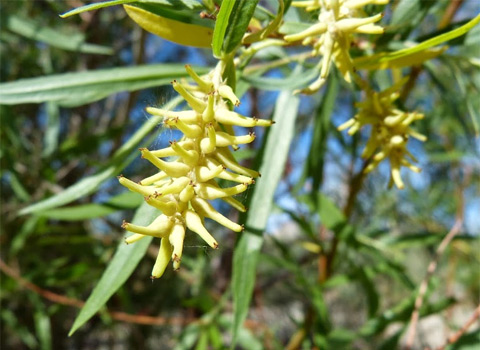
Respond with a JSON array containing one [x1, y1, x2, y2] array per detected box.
[[404, 172, 468, 349], [426, 304, 480, 350], [0, 257, 195, 327]]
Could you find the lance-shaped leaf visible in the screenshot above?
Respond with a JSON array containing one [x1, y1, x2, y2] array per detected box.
[[68, 202, 158, 335], [231, 90, 299, 347], [124, 4, 213, 48]]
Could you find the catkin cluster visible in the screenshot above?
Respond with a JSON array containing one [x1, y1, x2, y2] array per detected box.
[[284, 0, 388, 93], [338, 78, 426, 189], [119, 65, 273, 278]]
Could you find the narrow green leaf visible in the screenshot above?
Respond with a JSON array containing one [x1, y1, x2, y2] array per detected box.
[[279, 21, 311, 35], [60, 0, 137, 18], [232, 90, 299, 346], [223, 0, 259, 54], [18, 97, 181, 215], [6, 15, 113, 55], [18, 158, 129, 216], [317, 193, 346, 230], [212, 0, 235, 57], [33, 310, 52, 350], [42, 102, 60, 157], [123, 4, 213, 48], [357, 14, 480, 70], [243, 0, 285, 44], [68, 202, 158, 335], [241, 66, 319, 91], [0, 64, 209, 107], [388, 0, 435, 38], [305, 76, 338, 192], [38, 192, 143, 221]]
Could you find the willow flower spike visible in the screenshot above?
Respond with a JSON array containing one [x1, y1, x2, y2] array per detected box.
[[119, 65, 273, 279], [285, 0, 388, 93], [338, 78, 426, 189]]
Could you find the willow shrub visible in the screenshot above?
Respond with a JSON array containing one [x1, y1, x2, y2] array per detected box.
[[1, 0, 479, 349]]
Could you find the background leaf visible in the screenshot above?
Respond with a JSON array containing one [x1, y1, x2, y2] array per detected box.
[[222, 0, 259, 54], [18, 96, 181, 215], [0, 64, 208, 106], [5, 15, 113, 55], [212, 0, 235, 57], [231, 90, 300, 346], [123, 4, 213, 48], [68, 202, 158, 335]]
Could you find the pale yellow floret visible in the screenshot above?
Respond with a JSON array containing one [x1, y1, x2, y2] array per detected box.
[[184, 210, 218, 249], [144, 196, 177, 216], [171, 80, 206, 113], [194, 164, 224, 182], [221, 195, 247, 212], [170, 141, 200, 165], [151, 237, 173, 279], [169, 222, 186, 270], [122, 214, 174, 238], [191, 197, 243, 232], [215, 109, 273, 127], [185, 64, 213, 92], [146, 107, 199, 123], [164, 117, 203, 138], [148, 141, 193, 158], [202, 94, 215, 122], [118, 176, 159, 197], [218, 85, 240, 106], [215, 131, 256, 147], [214, 148, 260, 178], [199, 124, 217, 154], [125, 233, 147, 245], [140, 148, 191, 177], [195, 182, 248, 200], [155, 176, 190, 197], [179, 183, 195, 202]]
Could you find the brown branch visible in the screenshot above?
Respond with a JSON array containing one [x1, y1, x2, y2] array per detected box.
[[433, 304, 480, 350], [404, 161, 471, 349], [0, 257, 267, 330], [438, 0, 464, 30], [0, 257, 194, 327], [404, 218, 463, 349]]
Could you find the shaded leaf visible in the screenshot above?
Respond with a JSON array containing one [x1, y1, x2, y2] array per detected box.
[[6, 15, 113, 55], [0, 64, 208, 106], [232, 90, 299, 346], [68, 202, 158, 335], [124, 4, 213, 48], [38, 192, 143, 221], [357, 14, 480, 70], [18, 96, 181, 215], [212, 0, 235, 57], [223, 0, 259, 54]]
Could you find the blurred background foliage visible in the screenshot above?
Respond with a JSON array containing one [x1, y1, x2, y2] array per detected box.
[[0, 0, 479, 349]]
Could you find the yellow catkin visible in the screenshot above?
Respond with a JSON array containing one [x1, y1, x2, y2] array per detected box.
[[285, 0, 388, 93], [119, 65, 273, 278], [338, 78, 426, 189]]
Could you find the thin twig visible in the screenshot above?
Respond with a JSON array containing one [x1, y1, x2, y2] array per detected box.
[[404, 218, 464, 349], [0, 257, 266, 330], [0, 257, 194, 326], [433, 304, 480, 350]]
